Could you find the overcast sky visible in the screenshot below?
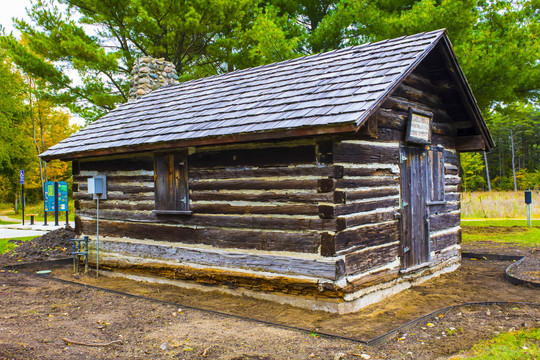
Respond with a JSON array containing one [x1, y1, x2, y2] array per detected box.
[[0, 0, 33, 38]]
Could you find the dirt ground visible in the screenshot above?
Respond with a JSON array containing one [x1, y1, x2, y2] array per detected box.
[[0, 228, 539, 359]]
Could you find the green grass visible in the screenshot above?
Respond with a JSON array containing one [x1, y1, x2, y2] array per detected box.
[[0, 220, 18, 225], [462, 219, 540, 227], [458, 328, 539, 359], [461, 219, 540, 248], [0, 236, 36, 254], [7, 199, 75, 222]]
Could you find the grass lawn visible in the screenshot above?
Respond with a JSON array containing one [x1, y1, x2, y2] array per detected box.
[[457, 328, 539, 359], [461, 219, 540, 248], [0, 220, 18, 225], [0, 236, 36, 254], [6, 200, 75, 223]]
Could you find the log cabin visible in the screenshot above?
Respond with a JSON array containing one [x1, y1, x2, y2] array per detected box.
[[41, 29, 493, 313]]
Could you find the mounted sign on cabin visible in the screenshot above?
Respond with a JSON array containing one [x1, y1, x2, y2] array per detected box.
[[406, 108, 433, 145]]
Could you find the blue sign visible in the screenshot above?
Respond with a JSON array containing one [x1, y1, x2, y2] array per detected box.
[[44, 181, 55, 211], [20, 170, 24, 184], [58, 181, 68, 211]]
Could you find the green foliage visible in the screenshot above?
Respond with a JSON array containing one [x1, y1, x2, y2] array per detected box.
[[460, 153, 486, 191], [0, 49, 35, 203], [4, 0, 537, 124], [463, 328, 539, 359]]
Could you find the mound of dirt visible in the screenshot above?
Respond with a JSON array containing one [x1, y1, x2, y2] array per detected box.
[[0, 227, 76, 265]]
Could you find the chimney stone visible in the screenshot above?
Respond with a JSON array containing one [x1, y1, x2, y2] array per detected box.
[[129, 56, 180, 100]]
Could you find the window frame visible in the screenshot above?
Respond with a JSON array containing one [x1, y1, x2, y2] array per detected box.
[[427, 146, 446, 205], [153, 150, 192, 215]]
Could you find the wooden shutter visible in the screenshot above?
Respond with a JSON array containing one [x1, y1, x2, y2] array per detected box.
[[154, 151, 189, 213]]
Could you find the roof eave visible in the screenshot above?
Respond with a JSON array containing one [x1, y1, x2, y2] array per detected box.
[[40, 123, 359, 162]]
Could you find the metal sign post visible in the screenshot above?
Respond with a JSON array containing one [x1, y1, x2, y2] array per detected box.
[[525, 189, 532, 228], [54, 182, 59, 226], [20, 170, 24, 225]]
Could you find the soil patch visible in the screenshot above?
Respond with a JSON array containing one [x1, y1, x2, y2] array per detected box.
[[0, 227, 75, 265], [1, 236, 539, 359]]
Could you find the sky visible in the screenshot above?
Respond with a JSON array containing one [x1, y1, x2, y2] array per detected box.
[[1, 0, 86, 126], [0, 0, 32, 38]]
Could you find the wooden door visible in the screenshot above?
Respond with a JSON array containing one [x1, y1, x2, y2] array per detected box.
[[400, 146, 430, 269]]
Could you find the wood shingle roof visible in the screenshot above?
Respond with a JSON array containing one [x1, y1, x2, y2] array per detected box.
[[41, 29, 492, 161]]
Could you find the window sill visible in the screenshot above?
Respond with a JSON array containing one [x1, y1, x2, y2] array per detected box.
[[153, 210, 193, 216]]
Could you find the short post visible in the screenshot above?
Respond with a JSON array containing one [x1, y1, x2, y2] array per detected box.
[[525, 189, 532, 228]]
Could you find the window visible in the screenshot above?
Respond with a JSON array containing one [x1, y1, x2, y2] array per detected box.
[[153, 151, 190, 214], [428, 147, 445, 203]]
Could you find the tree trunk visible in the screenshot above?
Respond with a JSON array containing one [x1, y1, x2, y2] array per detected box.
[[483, 151, 491, 192], [510, 130, 517, 191]]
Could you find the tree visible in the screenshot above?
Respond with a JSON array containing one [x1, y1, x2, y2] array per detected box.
[[0, 49, 35, 205], [2, 0, 297, 122]]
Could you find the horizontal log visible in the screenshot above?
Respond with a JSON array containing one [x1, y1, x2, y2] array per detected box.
[[445, 167, 459, 175], [73, 192, 155, 201], [393, 83, 445, 110], [431, 134, 456, 149], [79, 200, 155, 211], [346, 266, 400, 289], [80, 219, 321, 253], [190, 191, 334, 203], [336, 209, 396, 231], [444, 150, 459, 166], [372, 109, 406, 131], [335, 198, 400, 217], [336, 221, 399, 254], [430, 228, 462, 252], [189, 179, 318, 191], [79, 157, 154, 172], [78, 183, 154, 193], [333, 142, 399, 164], [189, 145, 316, 169], [381, 96, 454, 123], [344, 244, 399, 276], [188, 165, 343, 180], [429, 212, 460, 232], [342, 167, 397, 177], [445, 177, 461, 186], [346, 187, 399, 202], [336, 176, 398, 189], [98, 237, 340, 280], [456, 135, 485, 152], [428, 202, 460, 214], [78, 209, 338, 231], [377, 128, 404, 142], [73, 175, 154, 183], [190, 203, 319, 216]]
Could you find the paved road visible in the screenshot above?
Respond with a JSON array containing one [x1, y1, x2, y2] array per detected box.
[[0, 228, 46, 239]]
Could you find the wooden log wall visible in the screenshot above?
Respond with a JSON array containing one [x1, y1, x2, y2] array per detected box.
[[73, 139, 343, 266], [321, 66, 463, 280], [73, 65, 464, 292]]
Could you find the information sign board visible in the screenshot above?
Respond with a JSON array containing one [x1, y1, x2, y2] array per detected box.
[[44, 181, 55, 211], [406, 108, 433, 145], [58, 181, 68, 211], [20, 170, 24, 184]]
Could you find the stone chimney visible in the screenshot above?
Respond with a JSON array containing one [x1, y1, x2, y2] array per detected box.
[[129, 56, 180, 100]]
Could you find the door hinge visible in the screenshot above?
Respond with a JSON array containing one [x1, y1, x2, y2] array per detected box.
[[403, 246, 410, 253], [400, 154, 407, 163], [401, 201, 408, 207]]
